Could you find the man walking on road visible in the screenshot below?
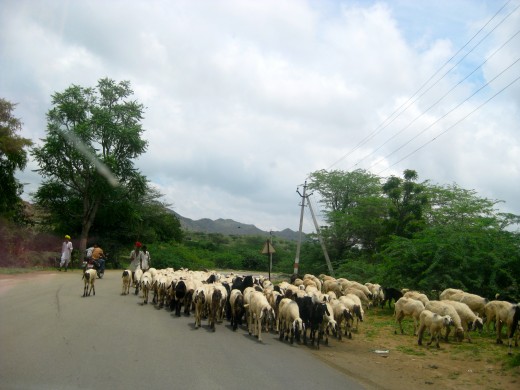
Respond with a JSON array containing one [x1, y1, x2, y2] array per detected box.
[[59, 235, 73, 271]]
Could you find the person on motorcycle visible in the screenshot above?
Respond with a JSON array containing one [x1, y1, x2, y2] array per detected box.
[[91, 244, 106, 276]]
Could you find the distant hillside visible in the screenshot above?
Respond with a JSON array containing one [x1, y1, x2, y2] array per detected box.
[[171, 211, 303, 241]]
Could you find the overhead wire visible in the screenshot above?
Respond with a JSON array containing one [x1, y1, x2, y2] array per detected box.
[[326, 0, 516, 171], [377, 73, 520, 175]]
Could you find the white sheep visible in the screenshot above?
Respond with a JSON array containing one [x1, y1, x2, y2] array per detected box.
[[483, 300, 517, 345], [338, 295, 364, 330], [442, 290, 488, 317], [402, 290, 430, 306], [121, 269, 131, 295], [442, 300, 483, 342], [425, 300, 465, 342], [417, 310, 454, 348], [133, 268, 143, 296], [331, 299, 354, 340], [245, 291, 275, 342], [320, 301, 338, 346], [140, 271, 153, 304], [278, 300, 304, 344], [394, 297, 425, 335], [82, 269, 96, 297]]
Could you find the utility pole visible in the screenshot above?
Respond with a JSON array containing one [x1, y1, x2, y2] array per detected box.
[[307, 198, 335, 277], [294, 181, 335, 277], [293, 181, 307, 275]]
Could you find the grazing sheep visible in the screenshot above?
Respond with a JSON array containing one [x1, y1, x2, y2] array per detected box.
[[402, 290, 430, 306], [483, 300, 512, 334], [439, 288, 465, 300], [417, 310, 454, 348], [82, 269, 96, 297], [484, 300, 517, 345], [394, 297, 425, 335], [121, 270, 131, 295], [381, 287, 403, 309], [338, 295, 364, 330], [278, 300, 304, 344], [442, 290, 489, 317], [425, 301, 465, 342], [442, 300, 484, 342], [508, 305, 520, 355]]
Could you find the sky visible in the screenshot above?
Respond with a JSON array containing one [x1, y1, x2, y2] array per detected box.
[[1, 0, 519, 233]]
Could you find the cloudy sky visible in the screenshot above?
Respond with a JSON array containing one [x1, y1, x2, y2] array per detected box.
[[2, 0, 519, 233]]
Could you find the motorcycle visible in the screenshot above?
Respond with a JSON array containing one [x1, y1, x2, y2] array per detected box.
[[82, 256, 105, 278]]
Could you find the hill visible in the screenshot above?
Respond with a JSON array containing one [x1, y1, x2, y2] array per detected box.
[[171, 211, 303, 241]]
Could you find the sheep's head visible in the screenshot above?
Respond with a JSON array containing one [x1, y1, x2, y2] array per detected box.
[[443, 315, 454, 327], [472, 317, 484, 331]]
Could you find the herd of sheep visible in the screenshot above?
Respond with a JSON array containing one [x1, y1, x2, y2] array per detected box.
[[83, 267, 520, 355]]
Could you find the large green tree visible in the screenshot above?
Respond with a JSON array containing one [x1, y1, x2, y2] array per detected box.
[[307, 169, 385, 258], [32, 79, 148, 258], [0, 98, 33, 221]]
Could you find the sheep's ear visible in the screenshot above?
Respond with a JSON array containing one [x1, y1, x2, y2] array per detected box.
[[243, 304, 250, 308]]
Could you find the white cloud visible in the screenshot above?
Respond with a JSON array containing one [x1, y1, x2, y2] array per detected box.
[[2, 0, 519, 233]]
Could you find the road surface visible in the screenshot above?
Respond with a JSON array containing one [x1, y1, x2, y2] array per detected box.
[[0, 270, 366, 390]]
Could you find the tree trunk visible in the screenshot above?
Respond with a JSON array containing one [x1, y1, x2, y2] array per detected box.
[[78, 196, 101, 262]]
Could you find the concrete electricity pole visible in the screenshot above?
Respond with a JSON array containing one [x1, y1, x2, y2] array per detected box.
[[294, 181, 335, 277]]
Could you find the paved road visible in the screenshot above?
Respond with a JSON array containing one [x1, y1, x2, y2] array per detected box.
[[0, 270, 365, 390]]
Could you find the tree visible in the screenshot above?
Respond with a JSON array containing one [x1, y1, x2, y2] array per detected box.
[[32, 79, 148, 259], [382, 169, 428, 238], [307, 169, 384, 259], [0, 98, 33, 221]]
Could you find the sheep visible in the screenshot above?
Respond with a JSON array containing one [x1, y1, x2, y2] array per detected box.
[[425, 300, 465, 342], [319, 301, 338, 346], [439, 288, 465, 300], [381, 287, 403, 309], [308, 301, 331, 349], [331, 300, 354, 340], [245, 291, 275, 342], [229, 289, 245, 331], [483, 300, 512, 334], [82, 269, 96, 297], [208, 286, 222, 332], [338, 295, 364, 330], [133, 268, 143, 296], [365, 283, 384, 307], [277, 298, 293, 335], [343, 287, 371, 309], [140, 271, 153, 304], [278, 300, 304, 344], [193, 286, 206, 329], [417, 310, 454, 348], [508, 305, 520, 355], [484, 300, 517, 345], [442, 290, 489, 317], [442, 300, 484, 342], [402, 290, 430, 306], [121, 270, 131, 295], [394, 297, 425, 335]]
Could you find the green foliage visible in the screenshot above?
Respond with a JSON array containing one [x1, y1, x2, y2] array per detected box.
[[128, 232, 297, 273], [0, 98, 33, 222]]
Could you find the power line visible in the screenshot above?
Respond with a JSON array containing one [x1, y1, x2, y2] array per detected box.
[[348, 28, 520, 171], [326, 0, 517, 171], [376, 73, 520, 175]]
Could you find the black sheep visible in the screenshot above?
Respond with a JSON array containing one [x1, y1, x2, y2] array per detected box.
[[381, 287, 403, 309]]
